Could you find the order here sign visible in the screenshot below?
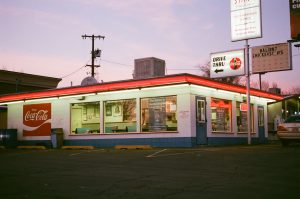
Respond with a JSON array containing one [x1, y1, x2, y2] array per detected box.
[[210, 49, 245, 78]]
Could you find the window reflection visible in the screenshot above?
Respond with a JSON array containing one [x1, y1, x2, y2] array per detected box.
[[141, 96, 177, 132], [236, 102, 254, 132], [104, 99, 136, 133], [211, 98, 232, 132], [71, 102, 100, 134]]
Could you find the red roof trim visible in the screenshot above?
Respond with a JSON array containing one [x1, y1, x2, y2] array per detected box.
[[185, 76, 283, 100], [0, 74, 283, 103]]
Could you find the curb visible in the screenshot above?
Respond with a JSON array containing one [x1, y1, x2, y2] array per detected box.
[[61, 146, 95, 150], [17, 146, 46, 150], [115, 145, 152, 150]]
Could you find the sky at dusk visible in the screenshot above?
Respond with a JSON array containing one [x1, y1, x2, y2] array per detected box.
[[0, 0, 299, 92]]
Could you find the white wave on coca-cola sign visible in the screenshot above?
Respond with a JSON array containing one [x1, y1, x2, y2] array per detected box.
[[23, 119, 51, 131]]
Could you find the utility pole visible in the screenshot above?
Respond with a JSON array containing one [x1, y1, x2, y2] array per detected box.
[[82, 34, 105, 77]]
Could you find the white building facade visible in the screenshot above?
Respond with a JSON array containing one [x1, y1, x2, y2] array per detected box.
[[0, 74, 283, 147]]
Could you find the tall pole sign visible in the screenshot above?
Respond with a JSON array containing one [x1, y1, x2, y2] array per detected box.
[[290, 0, 300, 40], [231, 0, 262, 41], [230, 0, 262, 145]]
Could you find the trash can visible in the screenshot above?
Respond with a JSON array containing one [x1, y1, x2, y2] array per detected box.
[[0, 129, 18, 148], [51, 128, 64, 149]]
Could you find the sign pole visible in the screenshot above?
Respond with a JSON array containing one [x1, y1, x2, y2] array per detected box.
[[245, 39, 251, 145]]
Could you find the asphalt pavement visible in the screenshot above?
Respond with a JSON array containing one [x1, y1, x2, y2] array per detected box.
[[0, 144, 300, 199]]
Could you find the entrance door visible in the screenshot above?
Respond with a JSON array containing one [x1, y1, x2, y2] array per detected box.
[[196, 96, 207, 145], [0, 106, 7, 129], [71, 108, 82, 132], [257, 106, 265, 143]]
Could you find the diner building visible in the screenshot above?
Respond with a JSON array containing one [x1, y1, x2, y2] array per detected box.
[[0, 74, 283, 147]]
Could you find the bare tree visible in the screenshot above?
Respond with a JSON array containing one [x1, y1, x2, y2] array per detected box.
[[283, 86, 300, 95], [199, 63, 210, 77], [261, 80, 270, 91], [1, 66, 7, 70], [272, 82, 278, 88]]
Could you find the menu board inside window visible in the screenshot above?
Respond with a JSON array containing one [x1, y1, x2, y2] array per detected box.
[[216, 108, 225, 130], [240, 111, 248, 132], [211, 98, 232, 132], [148, 98, 167, 131]]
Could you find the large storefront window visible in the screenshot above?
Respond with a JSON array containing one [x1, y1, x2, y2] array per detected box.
[[211, 98, 232, 132], [236, 102, 254, 132], [104, 99, 136, 133], [141, 96, 177, 132], [71, 102, 100, 134]]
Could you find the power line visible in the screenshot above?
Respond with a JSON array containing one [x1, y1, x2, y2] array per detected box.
[[167, 69, 199, 70], [100, 58, 201, 71], [60, 58, 91, 79], [100, 59, 133, 67]]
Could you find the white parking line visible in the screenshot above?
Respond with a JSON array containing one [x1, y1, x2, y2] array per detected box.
[[146, 149, 167, 158], [146, 148, 220, 158], [155, 151, 201, 157], [69, 149, 105, 156], [70, 152, 83, 156]]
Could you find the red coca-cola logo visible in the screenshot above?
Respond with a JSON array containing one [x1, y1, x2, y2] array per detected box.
[[23, 103, 51, 136], [230, 57, 241, 70], [24, 110, 49, 121]]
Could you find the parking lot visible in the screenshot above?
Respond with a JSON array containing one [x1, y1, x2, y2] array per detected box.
[[0, 144, 300, 199]]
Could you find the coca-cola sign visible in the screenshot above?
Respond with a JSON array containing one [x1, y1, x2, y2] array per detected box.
[[23, 103, 51, 136]]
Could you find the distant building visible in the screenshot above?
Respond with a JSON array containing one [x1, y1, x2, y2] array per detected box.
[[0, 70, 61, 95], [267, 94, 300, 133], [133, 57, 165, 79], [268, 87, 281, 95], [0, 69, 61, 129]]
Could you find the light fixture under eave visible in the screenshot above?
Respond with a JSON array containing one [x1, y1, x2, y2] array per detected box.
[[217, 89, 237, 96], [0, 100, 24, 105], [140, 84, 190, 91], [25, 97, 59, 103], [59, 93, 96, 99], [250, 96, 260, 101], [191, 85, 217, 92], [265, 99, 276, 103], [97, 89, 140, 95]]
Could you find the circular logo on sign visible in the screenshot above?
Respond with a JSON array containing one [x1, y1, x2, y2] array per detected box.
[[230, 58, 241, 70]]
